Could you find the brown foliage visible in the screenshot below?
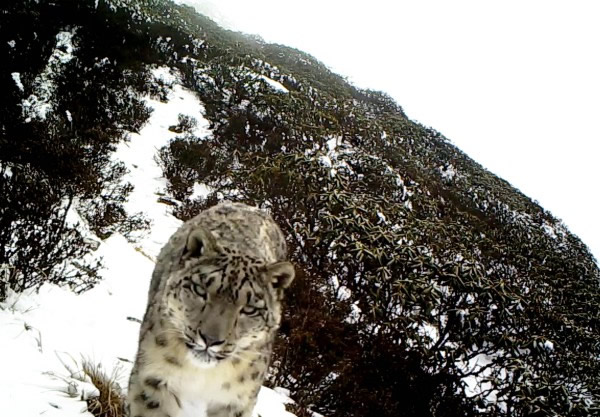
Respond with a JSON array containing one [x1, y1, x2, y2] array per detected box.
[[82, 360, 126, 417]]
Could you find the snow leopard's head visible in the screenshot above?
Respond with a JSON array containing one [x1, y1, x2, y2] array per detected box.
[[163, 225, 294, 367]]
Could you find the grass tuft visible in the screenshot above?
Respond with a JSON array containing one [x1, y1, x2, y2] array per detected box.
[[285, 403, 314, 417], [81, 359, 126, 417]]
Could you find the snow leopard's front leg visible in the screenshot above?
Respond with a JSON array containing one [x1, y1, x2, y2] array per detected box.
[[206, 402, 255, 417], [127, 372, 182, 417]]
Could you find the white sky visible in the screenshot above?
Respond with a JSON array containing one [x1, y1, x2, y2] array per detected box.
[[176, 0, 600, 262]]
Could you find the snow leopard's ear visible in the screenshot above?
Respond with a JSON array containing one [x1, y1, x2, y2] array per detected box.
[[266, 261, 295, 290], [182, 226, 220, 260]]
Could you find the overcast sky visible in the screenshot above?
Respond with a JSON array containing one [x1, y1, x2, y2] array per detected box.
[[175, 0, 599, 262]]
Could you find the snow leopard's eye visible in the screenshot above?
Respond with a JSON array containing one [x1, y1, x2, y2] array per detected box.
[[190, 282, 207, 299], [241, 305, 260, 316]]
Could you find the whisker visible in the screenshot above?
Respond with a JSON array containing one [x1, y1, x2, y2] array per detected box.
[[224, 350, 269, 365], [152, 328, 187, 342], [154, 327, 185, 336]]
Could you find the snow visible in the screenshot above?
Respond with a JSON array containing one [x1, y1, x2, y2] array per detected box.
[[328, 275, 352, 302], [438, 164, 457, 181], [191, 182, 214, 200], [460, 353, 494, 398], [258, 75, 289, 93], [0, 66, 297, 417], [318, 155, 332, 168], [417, 322, 439, 347], [11, 72, 24, 92], [326, 136, 339, 151], [20, 29, 77, 122], [314, 136, 353, 178], [94, 57, 111, 68], [0, 234, 149, 417], [345, 301, 362, 324], [255, 387, 296, 417], [113, 67, 208, 259], [541, 222, 558, 240], [152, 65, 179, 85], [542, 339, 554, 351], [64, 197, 100, 246]]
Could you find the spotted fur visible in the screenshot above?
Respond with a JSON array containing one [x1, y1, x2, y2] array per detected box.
[[128, 202, 294, 417]]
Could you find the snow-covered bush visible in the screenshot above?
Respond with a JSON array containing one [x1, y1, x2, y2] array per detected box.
[[156, 24, 600, 414], [0, 1, 153, 298]]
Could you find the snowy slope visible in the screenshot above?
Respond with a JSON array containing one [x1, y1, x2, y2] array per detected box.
[[0, 67, 295, 417]]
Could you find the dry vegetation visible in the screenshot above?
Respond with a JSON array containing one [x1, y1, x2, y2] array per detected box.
[[81, 359, 126, 417]]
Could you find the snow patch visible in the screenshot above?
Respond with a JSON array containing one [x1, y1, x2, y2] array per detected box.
[[439, 164, 458, 181], [542, 339, 554, 351], [191, 182, 214, 200], [258, 74, 289, 93], [460, 353, 494, 397], [314, 136, 353, 178], [326, 136, 340, 151], [0, 234, 152, 417], [318, 155, 332, 168], [20, 29, 77, 122], [345, 301, 362, 324], [113, 67, 209, 258], [541, 222, 558, 239], [94, 57, 111, 68], [11, 72, 24, 92], [255, 387, 296, 417], [1, 165, 12, 179], [152, 65, 178, 85]]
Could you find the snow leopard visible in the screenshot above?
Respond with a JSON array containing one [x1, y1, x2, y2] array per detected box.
[[127, 202, 295, 417]]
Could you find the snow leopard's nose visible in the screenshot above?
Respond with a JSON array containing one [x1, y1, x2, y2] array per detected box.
[[199, 331, 225, 348]]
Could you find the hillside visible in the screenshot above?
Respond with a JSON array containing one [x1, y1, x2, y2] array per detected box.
[[0, 66, 295, 417], [1, 1, 599, 416]]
